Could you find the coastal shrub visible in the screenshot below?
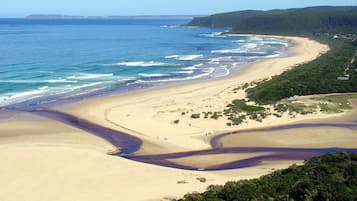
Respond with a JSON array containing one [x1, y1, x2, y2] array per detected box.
[[190, 114, 201, 119], [247, 37, 357, 104], [203, 112, 213, 118], [273, 113, 282, 118], [223, 99, 268, 125], [177, 152, 357, 201], [228, 115, 246, 126], [210, 112, 222, 120], [249, 111, 270, 122], [225, 99, 265, 114], [274, 103, 289, 113]]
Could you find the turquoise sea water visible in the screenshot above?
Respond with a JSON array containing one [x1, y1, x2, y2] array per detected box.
[[0, 19, 288, 107]]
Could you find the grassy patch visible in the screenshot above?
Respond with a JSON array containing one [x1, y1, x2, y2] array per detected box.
[[275, 102, 317, 115], [224, 99, 267, 125], [314, 93, 357, 113], [225, 99, 265, 114]]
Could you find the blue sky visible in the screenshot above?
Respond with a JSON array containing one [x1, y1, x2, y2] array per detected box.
[[2, 0, 356, 17]]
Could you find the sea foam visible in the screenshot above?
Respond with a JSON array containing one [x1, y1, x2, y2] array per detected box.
[[0, 86, 50, 106], [134, 67, 214, 84], [182, 63, 203, 70], [165, 54, 203, 61], [107, 61, 173, 67], [0, 79, 77, 83], [66, 73, 114, 80], [138, 73, 170, 78], [174, 70, 194, 74], [200, 32, 226, 38]]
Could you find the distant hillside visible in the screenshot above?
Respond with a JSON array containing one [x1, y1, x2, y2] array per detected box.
[[188, 6, 357, 34], [178, 152, 357, 201], [26, 14, 86, 19]]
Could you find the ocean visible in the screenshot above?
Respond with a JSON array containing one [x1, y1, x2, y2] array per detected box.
[[0, 18, 288, 108]]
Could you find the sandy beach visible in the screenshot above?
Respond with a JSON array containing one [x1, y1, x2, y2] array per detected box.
[[65, 35, 333, 153], [1, 35, 357, 201]]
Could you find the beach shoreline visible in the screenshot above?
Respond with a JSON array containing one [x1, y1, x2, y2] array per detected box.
[[62, 35, 331, 153], [0, 33, 288, 111], [2, 35, 357, 201]]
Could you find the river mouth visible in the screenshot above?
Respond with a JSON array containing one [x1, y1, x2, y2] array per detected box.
[[10, 108, 356, 171]]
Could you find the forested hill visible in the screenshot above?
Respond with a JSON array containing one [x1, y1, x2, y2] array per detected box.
[[188, 6, 357, 34]]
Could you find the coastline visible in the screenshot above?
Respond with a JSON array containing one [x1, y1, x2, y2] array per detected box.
[[1, 35, 357, 201], [63, 35, 331, 153]]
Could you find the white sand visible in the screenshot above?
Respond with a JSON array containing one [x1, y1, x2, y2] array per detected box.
[[0, 119, 298, 201]]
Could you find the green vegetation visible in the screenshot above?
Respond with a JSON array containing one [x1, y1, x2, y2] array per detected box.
[[191, 93, 357, 126], [189, 6, 357, 105], [274, 102, 317, 116], [247, 38, 357, 104], [188, 6, 357, 122], [177, 152, 357, 201], [188, 10, 267, 28], [191, 113, 201, 119], [223, 99, 269, 125], [314, 93, 357, 113], [210, 112, 223, 120], [225, 99, 265, 113], [189, 6, 357, 34]]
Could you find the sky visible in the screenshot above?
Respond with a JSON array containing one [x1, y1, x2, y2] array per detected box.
[[1, 0, 356, 17]]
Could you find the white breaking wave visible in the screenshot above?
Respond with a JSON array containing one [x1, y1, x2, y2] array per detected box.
[[165, 54, 203, 61], [211, 56, 234, 62], [208, 56, 235, 64], [0, 79, 77, 83], [0, 81, 108, 107], [249, 37, 264, 41], [0, 86, 50, 106], [174, 70, 194, 74], [264, 53, 281, 58], [243, 43, 258, 49], [211, 49, 245, 54], [10, 87, 49, 99], [66, 73, 114, 80], [262, 41, 289, 47], [200, 32, 226, 38], [106, 61, 173, 67], [182, 63, 203, 70], [212, 48, 269, 54], [138, 73, 170, 78], [65, 82, 104, 91], [212, 42, 260, 54], [134, 67, 214, 84], [160, 25, 181, 28]]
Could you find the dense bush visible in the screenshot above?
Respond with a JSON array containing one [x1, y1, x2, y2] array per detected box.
[[247, 38, 357, 104], [177, 152, 357, 201]]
